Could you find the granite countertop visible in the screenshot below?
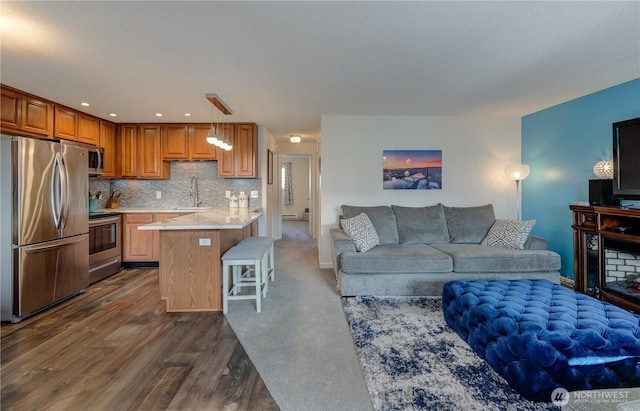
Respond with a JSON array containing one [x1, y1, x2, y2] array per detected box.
[[137, 208, 263, 230], [96, 207, 219, 213]]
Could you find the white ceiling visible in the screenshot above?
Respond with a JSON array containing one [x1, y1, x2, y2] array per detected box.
[[2, 1, 639, 143]]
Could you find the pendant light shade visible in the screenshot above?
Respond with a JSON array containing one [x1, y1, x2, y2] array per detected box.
[[206, 126, 218, 145]]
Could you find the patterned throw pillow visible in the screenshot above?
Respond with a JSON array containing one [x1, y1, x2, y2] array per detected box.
[[480, 219, 536, 250], [341, 213, 380, 252]]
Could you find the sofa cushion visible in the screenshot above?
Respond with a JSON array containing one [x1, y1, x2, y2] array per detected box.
[[430, 243, 561, 273], [443, 204, 495, 244], [481, 219, 536, 250], [340, 244, 453, 274], [342, 205, 399, 244], [340, 213, 380, 252], [391, 204, 450, 244]]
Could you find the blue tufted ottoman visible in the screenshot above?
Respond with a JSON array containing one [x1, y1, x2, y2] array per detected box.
[[442, 279, 640, 402]]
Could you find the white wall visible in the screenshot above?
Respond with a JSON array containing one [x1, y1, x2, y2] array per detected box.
[[319, 115, 522, 268]]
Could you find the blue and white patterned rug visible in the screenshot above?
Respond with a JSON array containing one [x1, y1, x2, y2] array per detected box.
[[342, 296, 559, 411]]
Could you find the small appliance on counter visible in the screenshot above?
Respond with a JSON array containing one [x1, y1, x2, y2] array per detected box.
[[239, 192, 249, 208]]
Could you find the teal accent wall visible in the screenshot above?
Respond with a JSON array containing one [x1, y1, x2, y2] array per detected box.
[[521, 79, 640, 278]]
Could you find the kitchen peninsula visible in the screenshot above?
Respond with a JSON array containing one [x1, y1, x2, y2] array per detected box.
[[138, 208, 262, 312]]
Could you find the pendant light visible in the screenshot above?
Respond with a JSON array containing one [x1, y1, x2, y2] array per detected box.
[[205, 93, 233, 151], [206, 111, 218, 145]]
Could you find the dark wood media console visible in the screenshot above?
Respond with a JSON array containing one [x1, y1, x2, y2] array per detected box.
[[571, 205, 640, 313]]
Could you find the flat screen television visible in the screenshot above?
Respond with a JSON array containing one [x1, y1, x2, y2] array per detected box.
[[613, 117, 640, 202]]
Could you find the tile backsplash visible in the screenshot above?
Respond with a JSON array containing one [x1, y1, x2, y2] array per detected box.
[[89, 161, 262, 209]]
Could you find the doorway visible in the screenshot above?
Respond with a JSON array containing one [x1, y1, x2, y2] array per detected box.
[[281, 154, 312, 240]]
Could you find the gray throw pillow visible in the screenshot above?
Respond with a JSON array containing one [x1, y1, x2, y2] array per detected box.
[[340, 213, 380, 252], [341, 205, 399, 244], [481, 219, 536, 249], [391, 204, 450, 244], [443, 204, 495, 244]]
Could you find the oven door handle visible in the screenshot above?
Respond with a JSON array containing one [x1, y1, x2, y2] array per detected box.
[[89, 257, 120, 272], [89, 215, 121, 226]]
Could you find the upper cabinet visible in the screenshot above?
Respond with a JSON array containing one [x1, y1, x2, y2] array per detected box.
[[2, 86, 258, 180], [162, 123, 217, 160], [117, 124, 171, 179], [139, 125, 170, 178], [54, 105, 79, 140], [162, 124, 190, 160], [189, 124, 217, 160], [218, 123, 257, 178], [54, 106, 100, 145], [118, 124, 138, 178], [99, 120, 118, 178], [78, 113, 100, 145], [1, 85, 54, 138]]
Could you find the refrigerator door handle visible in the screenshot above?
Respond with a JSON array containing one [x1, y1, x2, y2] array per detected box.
[[51, 152, 62, 229], [95, 147, 103, 173], [24, 234, 87, 253], [59, 154, 70, 229]]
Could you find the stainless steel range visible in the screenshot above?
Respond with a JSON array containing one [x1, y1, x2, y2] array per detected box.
[[88, 212, 122, 284]]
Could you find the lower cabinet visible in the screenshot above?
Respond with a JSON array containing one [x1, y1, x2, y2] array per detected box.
[[122, 213, 182, 262]]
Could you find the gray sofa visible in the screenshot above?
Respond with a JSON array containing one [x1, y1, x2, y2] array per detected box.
[[330, 204, 561, 296]]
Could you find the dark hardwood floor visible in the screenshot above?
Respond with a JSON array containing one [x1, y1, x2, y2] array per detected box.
[[1, 268, 280, 411]]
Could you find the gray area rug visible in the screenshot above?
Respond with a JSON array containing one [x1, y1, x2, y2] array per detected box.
[[225, 221, 373, 411], [342, 296, 559, 411]]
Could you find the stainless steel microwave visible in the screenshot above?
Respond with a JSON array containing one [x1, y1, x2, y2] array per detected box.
[[88, 146, 104, 175]]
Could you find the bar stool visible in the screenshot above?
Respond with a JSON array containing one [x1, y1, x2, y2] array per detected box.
[[221, 244, 268, 314], [237, 236, 275, 281]]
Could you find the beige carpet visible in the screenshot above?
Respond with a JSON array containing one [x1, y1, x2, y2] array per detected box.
[[225, 220, 373, 411]]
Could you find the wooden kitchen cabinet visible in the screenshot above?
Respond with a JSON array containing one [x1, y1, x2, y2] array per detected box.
[[123, 213, 155, 262], [1, 85, 54, 138], [77, 113, 100, 145], [162, 124, 190, 160], [54, 105, 79, 140], [189, 123, 217, 160], [162, 123, 217, 160], [122, 213, 183, 263], [99, 120, 118, 178], [138, 124, 171, 179], [117, 124, 170, 179], [217, 123, 257, 178], [118, 124, 138, 177]]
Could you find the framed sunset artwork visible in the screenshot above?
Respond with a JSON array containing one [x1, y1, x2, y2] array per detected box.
[[382, 150, 442, 190]]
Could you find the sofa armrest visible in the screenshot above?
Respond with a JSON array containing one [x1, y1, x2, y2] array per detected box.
[[524, 235, 548, 250], [330, 228, 357, 278]]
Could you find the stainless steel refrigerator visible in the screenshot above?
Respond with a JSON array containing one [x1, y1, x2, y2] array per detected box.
[[1, 136, 89, 322]]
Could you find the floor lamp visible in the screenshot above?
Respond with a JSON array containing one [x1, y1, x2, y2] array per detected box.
[[505, 164, 530, 220]]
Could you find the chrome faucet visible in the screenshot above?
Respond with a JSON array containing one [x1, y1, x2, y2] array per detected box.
[[190, 175, 201, 207]]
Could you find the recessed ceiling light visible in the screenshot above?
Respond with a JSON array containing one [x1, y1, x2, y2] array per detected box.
[[81, 102, 90, 106], [109, 113, 117, 117], [184, 113, 192, 117], [155, 113, 163, 117]]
